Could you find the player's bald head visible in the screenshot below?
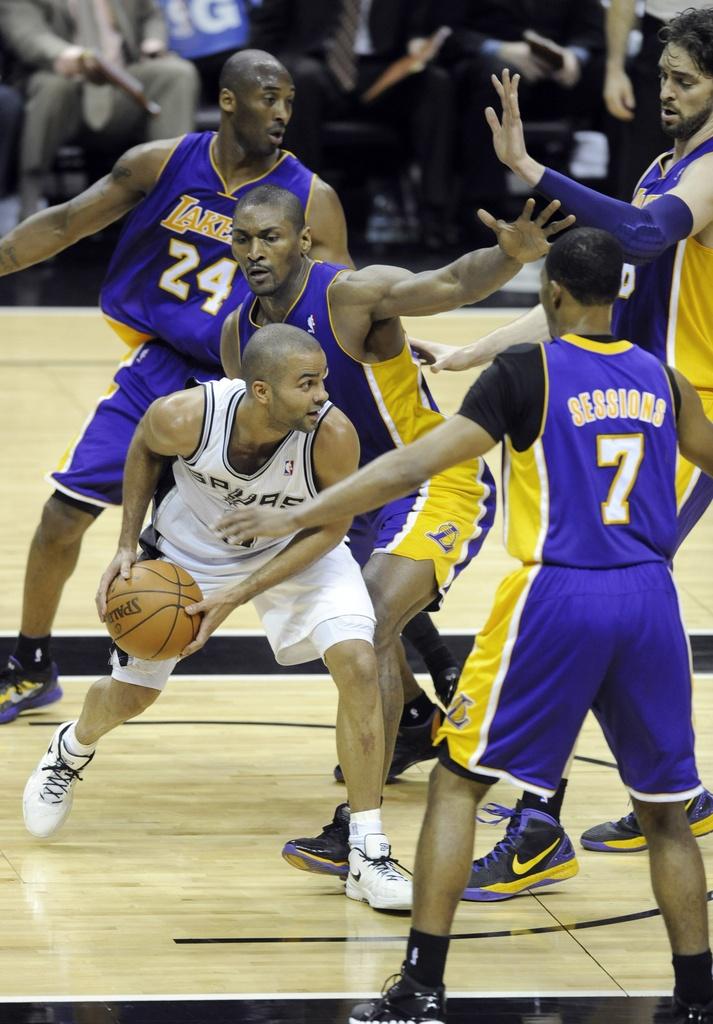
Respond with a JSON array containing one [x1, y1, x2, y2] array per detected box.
[[242, 323, 324, 386], [219, 49, 290, 94], [233, 184, 305, 234]]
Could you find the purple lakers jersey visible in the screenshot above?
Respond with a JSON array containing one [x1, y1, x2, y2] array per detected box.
[[101, 133, 316, 368], [505, 335, 679, 567], [613, 137, 713, 390], [237, 260, 447, 466]]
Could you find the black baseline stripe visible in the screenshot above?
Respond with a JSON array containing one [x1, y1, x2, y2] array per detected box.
[[175, 892, 713, 945], [5, 633, 712, 677]]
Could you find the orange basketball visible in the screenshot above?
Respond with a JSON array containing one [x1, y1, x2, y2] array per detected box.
[[105, 560, 203, 660]]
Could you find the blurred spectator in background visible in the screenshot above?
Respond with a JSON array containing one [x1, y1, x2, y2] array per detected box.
[[604, 0, 712, 199], [0, 37, 22, 211], [250, 0, 455, 249], [422, 0, 605, 242], [158, 0, 252, 99], [0, 0, 200, 220]]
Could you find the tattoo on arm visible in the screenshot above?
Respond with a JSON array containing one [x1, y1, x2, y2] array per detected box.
[[111, 162, 132, 182], [0, 245, 20, 271]]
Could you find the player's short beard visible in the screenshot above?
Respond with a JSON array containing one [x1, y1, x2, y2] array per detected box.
[[663, 97, 713, 139]]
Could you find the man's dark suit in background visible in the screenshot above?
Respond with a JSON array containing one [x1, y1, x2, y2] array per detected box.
[[422, 0, 605, 225], [250, 0, 453, 246]]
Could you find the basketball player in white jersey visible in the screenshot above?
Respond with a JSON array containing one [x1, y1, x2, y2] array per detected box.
[[22, 324, 412, 911]]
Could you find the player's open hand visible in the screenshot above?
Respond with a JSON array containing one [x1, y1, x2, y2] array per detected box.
[[486, 69, 530, 171], [479, 198, 575, 263], [430, 344, 493, 373], [181, 584, 250, 657], [408, 336, 460, 368], [96, 546, 137, 621], [213, 506, 297, 545]]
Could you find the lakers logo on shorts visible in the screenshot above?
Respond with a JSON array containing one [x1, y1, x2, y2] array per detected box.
[[446, 692, 475, 730], [426, 521, 460, 553]]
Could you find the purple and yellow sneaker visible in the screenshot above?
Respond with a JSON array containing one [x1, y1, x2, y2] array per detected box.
[[580, 790, 713, 852], [0, 656, 62, 724], [462, 803, 579, 902]]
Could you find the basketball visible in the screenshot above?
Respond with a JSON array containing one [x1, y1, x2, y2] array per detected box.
[[104, 560, 203, 660]]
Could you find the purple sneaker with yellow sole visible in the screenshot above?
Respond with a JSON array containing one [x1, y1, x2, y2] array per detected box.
[[580, 790, 713, 852], [0, 657, 62, 724]]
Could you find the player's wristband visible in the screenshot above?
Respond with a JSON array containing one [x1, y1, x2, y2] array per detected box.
[[538, 168, 693, 264]]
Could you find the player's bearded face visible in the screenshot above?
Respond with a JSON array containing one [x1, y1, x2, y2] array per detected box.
[[659, 46, 713, 140]]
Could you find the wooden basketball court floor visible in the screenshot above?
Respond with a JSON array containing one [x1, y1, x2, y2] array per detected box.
[[1, 308, 712, 1021]]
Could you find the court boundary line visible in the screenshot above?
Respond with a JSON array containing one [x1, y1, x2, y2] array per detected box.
[[0, 990, 672, 1003], [3, 628, 712, 638]]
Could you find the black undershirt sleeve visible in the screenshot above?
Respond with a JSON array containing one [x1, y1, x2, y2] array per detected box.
[[663, 364, 682, 420], [457, 343, 547, 451]]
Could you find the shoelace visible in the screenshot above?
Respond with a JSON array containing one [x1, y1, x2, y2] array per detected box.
[[473, 803, 522, 870], [39, 758, 86, 803], [476, 801, 516, 826], [365, 855, 413, 882]]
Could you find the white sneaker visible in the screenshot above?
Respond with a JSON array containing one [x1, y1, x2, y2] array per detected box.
[[23, 721, 94, 838], [345, 833, 413, 910]]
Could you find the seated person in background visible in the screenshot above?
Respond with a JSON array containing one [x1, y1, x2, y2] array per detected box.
[[0, 0, 200, 220], [422, 0, 605, 239], [0, 37, 22, 221], [250, 0, 455, 249]]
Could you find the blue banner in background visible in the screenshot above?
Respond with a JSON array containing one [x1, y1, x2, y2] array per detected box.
[[159, 0, 251, 59]]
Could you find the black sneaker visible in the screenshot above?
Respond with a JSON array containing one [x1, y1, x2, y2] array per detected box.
[[349, 967, 446, 1023], [334, 707, 444, 784], [673, 993, 713, 1022], [281, 803, 350, 878], [0, 656, 62, 724], [462, 802, 579, 901]]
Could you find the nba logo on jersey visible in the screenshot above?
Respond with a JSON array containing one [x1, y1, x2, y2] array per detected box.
[[284, 460, 294, 476], [307, 314, 316, 334], [446, 692, 475, 729], [426, 522, 459, 553]]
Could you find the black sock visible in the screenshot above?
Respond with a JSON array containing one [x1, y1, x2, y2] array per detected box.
[[14, 634, 52, 673], [521, 778, 568, 822], [400, 691, 436, 728], [402, 613, 456, 678], [404, 928, 449, 989], [673, 951, 713, 1006]]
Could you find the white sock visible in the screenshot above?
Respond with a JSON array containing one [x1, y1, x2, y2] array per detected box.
[[349, 809, 383, 852], [61, 721, 96, 761]]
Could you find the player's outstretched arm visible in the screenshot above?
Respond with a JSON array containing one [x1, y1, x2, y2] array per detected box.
[[181, 409, 360, 656], [487, 69, 697, 262], [673, 370, 713, 480], [347, 198, 572, 321], [424, 304, 551, 373], [307, 177, 353, 267], [0, 139, 177, 277], [216, 414, 497, 546], [96, 389, 204, 619]]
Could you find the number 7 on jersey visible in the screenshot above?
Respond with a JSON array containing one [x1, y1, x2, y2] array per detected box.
[[597, 433, 645, 525]]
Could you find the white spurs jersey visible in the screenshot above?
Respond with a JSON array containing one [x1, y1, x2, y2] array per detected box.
[[152, 378, 331, 578]]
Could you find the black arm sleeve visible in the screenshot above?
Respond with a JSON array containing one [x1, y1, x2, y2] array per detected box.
[[457, 343, 547, 451]]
